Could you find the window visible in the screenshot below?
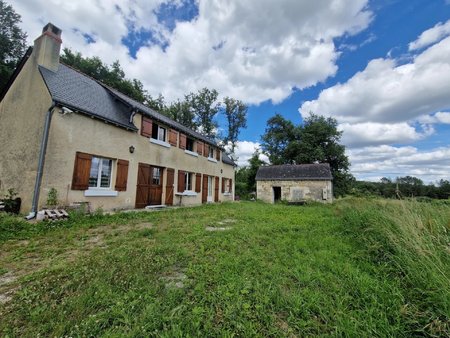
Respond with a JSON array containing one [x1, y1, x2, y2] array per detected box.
[[152, 123, 166, 142], [208, 147, 214, 158], [89, 157, 112, 189], [185, 172, 193, 191], [223, 178, 231, 193], [186, 137, 195, 151], [152, 167, 161, 185]]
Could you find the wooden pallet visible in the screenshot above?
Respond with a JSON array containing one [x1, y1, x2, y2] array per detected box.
[[40, 209, 69, 220]]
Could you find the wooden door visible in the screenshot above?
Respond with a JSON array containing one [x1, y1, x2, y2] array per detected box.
[[165, 168, 175, 205], [214, 176, 219, 202], [149, 166, 163, 205], [136, 163, 151, 208], [202, 174, 208, 203]]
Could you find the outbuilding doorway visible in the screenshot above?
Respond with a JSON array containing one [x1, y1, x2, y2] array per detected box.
[[273, 186, 281, 203]]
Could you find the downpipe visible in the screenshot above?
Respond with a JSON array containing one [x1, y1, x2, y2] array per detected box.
[[26, 102, 56, 220]]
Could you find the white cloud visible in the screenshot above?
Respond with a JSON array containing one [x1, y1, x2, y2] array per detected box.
[[232, 141, 268, 167], [15, 0, 372, 104], [348, 145, 450, 183], [299, 32, 450, 147], [409, 20, 450, 51]]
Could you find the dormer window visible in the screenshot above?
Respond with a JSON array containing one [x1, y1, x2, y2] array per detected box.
[[152, 123, 166, 142]]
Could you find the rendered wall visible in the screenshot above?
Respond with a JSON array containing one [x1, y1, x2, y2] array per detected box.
[[39, 111, 235, 211], [0, 55, 53, 212], [256, 180, 332, 204]]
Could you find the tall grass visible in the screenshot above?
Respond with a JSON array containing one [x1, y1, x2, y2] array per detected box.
[[338, 198, 450, 336]]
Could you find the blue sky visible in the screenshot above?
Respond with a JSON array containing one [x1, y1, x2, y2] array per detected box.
[[15, 0, 450, 182]]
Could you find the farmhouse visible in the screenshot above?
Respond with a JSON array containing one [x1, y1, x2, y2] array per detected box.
[[0, 23, 235, 216], [256, 164, 333, 203]]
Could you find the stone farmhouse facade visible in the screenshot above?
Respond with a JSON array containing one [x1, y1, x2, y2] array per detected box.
[[256, 164, 333, 203], [0, 23, 235, 216]]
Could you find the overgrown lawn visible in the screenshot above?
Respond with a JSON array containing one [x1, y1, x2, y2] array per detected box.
[[0, 199, 449, 336]]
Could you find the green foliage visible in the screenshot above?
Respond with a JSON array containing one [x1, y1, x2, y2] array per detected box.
[[163, 98, 197, 130], [46, 188, 58, 207], [0, 0, 27, 92], [222, 97, 248, 155], [235, 150, 266, 198], [261, 113, 353, 196], [189, 88, 220, 139]]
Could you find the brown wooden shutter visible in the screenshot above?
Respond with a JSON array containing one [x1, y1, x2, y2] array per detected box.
[[214, 176, 219, 202], [205, 144, 209, 157], [179, 133, 187, 149], [178, 170, 185, 192], [216, 149, 220, 161], [202, 174, 208, 203], [71, 152, 92, 190], [222, 177, 225, 193], [169, 129, 178, 146], [195, 173, 202, 193], [197, 142, 204, 156], [115, 159, 129, 191], [229, 178, 232, 193], [141, 117, 152, 137]]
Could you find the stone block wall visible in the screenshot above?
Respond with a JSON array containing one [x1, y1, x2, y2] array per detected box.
[[256, 180, 332, 204]]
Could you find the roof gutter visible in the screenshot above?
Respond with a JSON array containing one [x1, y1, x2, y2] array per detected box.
[[26, 102, 56, 220]]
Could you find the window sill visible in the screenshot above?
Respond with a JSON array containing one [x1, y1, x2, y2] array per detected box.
[[185, 150, 199, 157], [208, 157, 218, 163], [150, 138, 171, 148], [84, 189, 118, 197], [223, 192, 232, 196], [175, 191, 198, 196]]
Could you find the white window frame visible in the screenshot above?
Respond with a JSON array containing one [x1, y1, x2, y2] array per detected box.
[[185, 172, 193, 191], [224, 178, 231, 194], [88, 156, 113, 190], [208, 147, 214, 158]]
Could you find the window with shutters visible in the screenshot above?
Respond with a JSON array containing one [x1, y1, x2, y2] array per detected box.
[[152, 123, 166, 142], [186, 137, 195, 151], [89, 157, 112, 189], [208, 147, 214, 158], [185, 172, 194, 191]]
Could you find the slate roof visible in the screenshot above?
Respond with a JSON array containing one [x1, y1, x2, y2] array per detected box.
[[39, 62, 235, 166], [255, 164, 332, 181]]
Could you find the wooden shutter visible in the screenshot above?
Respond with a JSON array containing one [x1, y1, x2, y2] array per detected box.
[[178, 170, 185, 192], [202, 174, 208, 203], [229, 178, 232, 193], [222, 177, 225, 193], [71, 152, 92, 190], [141, 117, 152, 137], [169, 129, 178, 146], [197, 142, 204, 156], [115, 159, 129, 191], [214, 176, 219, 202], [179, 133, 187, 150], [195, 173, 202, 193], [216, 149, 220, 161]]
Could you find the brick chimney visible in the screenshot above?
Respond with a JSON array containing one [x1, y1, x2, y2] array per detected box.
[[33, 23, 62, 72]]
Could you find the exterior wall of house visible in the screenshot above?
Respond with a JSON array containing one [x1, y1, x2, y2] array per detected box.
[[39, 110, 235, 211], [0, 54, 53, 212], [256, 180, 332, 204]]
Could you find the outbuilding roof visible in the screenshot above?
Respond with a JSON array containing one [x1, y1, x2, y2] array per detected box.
[[38, 62, 235, 166], [255, 164, 332, 181]]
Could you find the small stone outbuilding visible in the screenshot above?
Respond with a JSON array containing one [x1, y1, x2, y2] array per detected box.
[[255, 164, 333, 203]]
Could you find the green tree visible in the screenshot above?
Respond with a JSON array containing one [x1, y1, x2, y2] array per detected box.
[[189, 88, 220, 138], [222, 97, 247, 155], [0, 0, 27, 92], [261, 113, 353, 196], [163, 98, 197, 130], [247, 149, 266, 193]]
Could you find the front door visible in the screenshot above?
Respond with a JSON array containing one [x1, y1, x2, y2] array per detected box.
[[135, 163, 164, 208], [165, 168, 174, 205], [136, 163, 151, 208], [149, 166, 163, 205]]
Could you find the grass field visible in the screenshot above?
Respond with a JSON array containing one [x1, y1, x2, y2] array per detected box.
[[0, 199, 449, 337]]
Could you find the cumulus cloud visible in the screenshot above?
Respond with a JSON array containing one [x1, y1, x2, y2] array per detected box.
[[409, 20, 450, 51], [15, 0, 372, 104], [299, 27, 450, 147], [348, 145, 450, 183], [232, 141, 268, 167]]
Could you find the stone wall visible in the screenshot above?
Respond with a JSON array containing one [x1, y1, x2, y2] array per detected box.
[[256, 180, 332, 204]]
